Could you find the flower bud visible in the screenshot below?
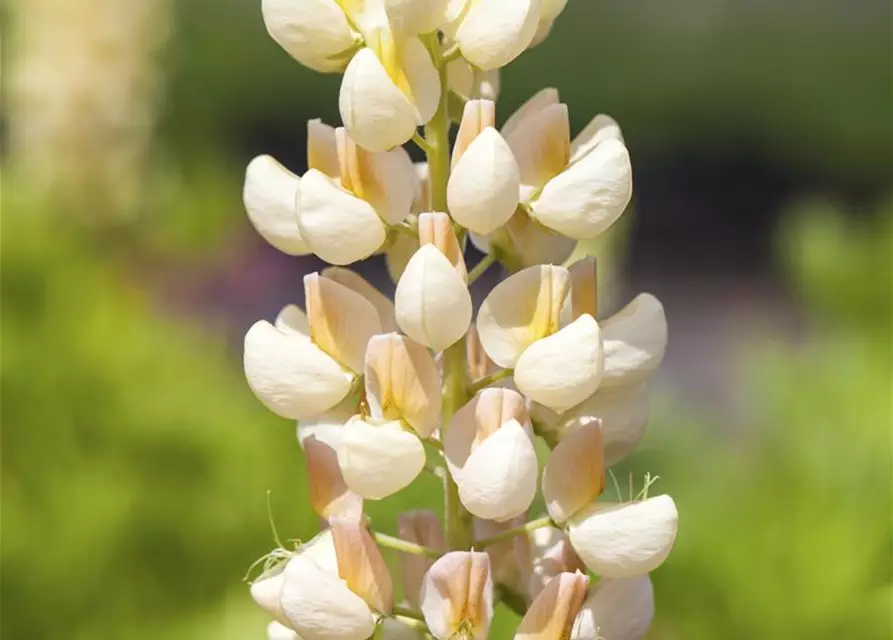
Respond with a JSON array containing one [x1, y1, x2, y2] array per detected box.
[[514, 314, 605, 413], [420, 551, 494, 640], [542, 418, 605, 525], [568, 256, 598, 321], [567, 382, 650, 467], [567, 495, 678, 579], [340, 31, 440, 151], [243, 156, 310, 256], [330, 517, 394, 615], [418, 212, 467, 280], [527, 527, 586, 601], [571, 576, 654, 640], [321, 266, 397, 332], [385, 0, 450, 35], [600, 294, 668, 388], [338, 418, 426, 499], [451, 0, 540, 70], [447, 100, 520, 235], [365, 333, 441, 437], [398, 510, 446, 607], [243, 321, 353, 420], [305, 272, 382, 374], [302, 431, 364, 520], [476, 264, 570, 368], [515, 572, 589, 640], [266, 621, 299, 640], [261, 0, 357, 73], [395, 244, 472, 351]]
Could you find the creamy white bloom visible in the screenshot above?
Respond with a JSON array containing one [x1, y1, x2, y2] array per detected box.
[[515, 572, 589, 640], [571, 576, 654, 640], [385, 0, 450, 35], [395, 243, 472, 351], [338, 418, 427, 499], [447, 99, 520, 235], [450, 0, 540, 71], [567, 495, 678, 579], [503, 89, 632, 239], [600, 293, 668, 388], [340, 30, 440, 151], [514, 314, 605, 413], [542, 417, 605, 525], [243, 155, 310, 255], [261, 0, 358, 73], [420, 551, 494, 640]]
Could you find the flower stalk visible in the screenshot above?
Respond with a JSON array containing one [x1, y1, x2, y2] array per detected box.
[[474, 515, 554, 549], [372, 532, 442, 558]]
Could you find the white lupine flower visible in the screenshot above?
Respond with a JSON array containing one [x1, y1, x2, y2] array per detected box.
[[395, 214, 472, 351], [514, 572, 589, 640], [398, 510, 447, 608], [444, 388, 538, 521], [340, 28, 440, 151], [298, 127, 416, 264], [447, 99, 520, 235], [420, 551, 494, 640], [385, 0, 450, 35], [503, 88, 632, 239], [600, 293, 668, 388], [261, 0, 359, 73], [567, 495, 679, 579], [571, 576, 655, 640], [243, 156, 311, 256], [448, 0, 540, 71]]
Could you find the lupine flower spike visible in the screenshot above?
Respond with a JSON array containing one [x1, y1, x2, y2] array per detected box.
[[242, 0, 678, 636]]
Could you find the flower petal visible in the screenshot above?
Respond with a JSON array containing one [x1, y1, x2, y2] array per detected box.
[[530, 138, 632, 239], [569, 114, 623, 165], [515, 572, 589, 640], [243, 155, 310, 255], [568, 256, 597, 321], [567, 495, 678, 579], [398, 510, 446, 608], [365, 333, 441, 437], [401, 36, 441, 124], [514, 314, 604, 413], [305, 272, 382, 374], [452, 99, 497, 168], [448, 127, 520, 235], [262, 0, 356, 72], [267, 621, 300, 640], [501, 88, 559, 141], [476, 264, 570, 368], [500, 210, 578, 270], [307, 119, 340, 179], [321, 266, 397, 332], [543, 417, 605, 525], [571, 576, 654, 640], [302, 432, 365, 520], [385, 0, 450, 36], [251, 563, 288, 624], [457, 418, 538, 521], [600, 293, 667, 388], [527, 527, 586, 601], [418, 212, 467, 280], [297, 169, 387, 264], [395, 244, 472, 351], [504, 102, 570, 199], [280, 555, 376, 640], [420, 551, 494, 640], [338, 418, 426, 499], [454, 0, 539, 70], [475, 515, 531, 590], [330, 517, 394, 614], [244, 321, 353, 420], [568, 382, 649, 467], [447, 58, 501, 102], [275, 304, 310, 336]]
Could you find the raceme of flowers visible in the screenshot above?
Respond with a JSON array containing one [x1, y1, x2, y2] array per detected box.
[[241, 0, 677, 638]]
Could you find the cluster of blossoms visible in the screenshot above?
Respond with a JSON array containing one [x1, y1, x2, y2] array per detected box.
[[241, 0, 677, 638]]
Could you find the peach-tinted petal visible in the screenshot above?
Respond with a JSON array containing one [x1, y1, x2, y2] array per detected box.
[[330, 516, 394, 614], [542, 417, 605, 524]]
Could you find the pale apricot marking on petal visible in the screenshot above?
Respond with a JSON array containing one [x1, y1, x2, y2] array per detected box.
[[543, 417, 605, 525], [303, 434, 364, 520], [568, 255, 598, 321], [420, 551, 494, 639], [515, 572, 590, 640], [452, 99, 497, 168], [418, 211, 468, 280], [321, 266, 397, 333], [330, 516, 395, 615], [307, 119, 340, 179]]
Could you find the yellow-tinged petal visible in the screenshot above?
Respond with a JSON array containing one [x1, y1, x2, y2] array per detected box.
[[529, 138, 632, 240], [567, 495, 678, 579], [302, 431, 364, 520], [567, 382, 649, 467], [568, 256, 597, 321], [515, 572, 589, 640], [504, 102, 570, 199], [420, 551, 494, 640], [338, 418, 426, 499], [305, 272, 382, 374], [514, 314, 605, 413], [307, 119, 340, 179], [321, 266, 397, 332], [395, 244, 472, 351], [365, 333, 441, 436], [297, 169, 387, 264], [262, 0, 357, 72], [280, 555, 376, 640], [501, 88, 559, 141], [418, 212, 467, 280], [330, 517, 394, 614], [571, 575, 654, 640], [275, 304, 310, 336], [243, 155, 310, 256], [244, 320, 353, 420], [600, 293, 667, 388], [454, 0, 539, 70], [398, 510, 446, 608], [542, 417, 605, 525], [385, 0, 450, 35], [452, 99, 497, 168], [476, 264, 570, 368], [569, 114, 623, 165]]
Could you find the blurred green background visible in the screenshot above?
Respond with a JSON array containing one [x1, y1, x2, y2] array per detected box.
[[2, 0, 891, 638]]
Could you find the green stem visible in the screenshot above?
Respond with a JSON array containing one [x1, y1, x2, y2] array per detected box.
[[372, 532, 442, 558], [467, 252, 497, 285], [392, 605, 425, 621], [422, 33, 450, 213], [467, 368, 512, 395], [474, 515, 554, 548]]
